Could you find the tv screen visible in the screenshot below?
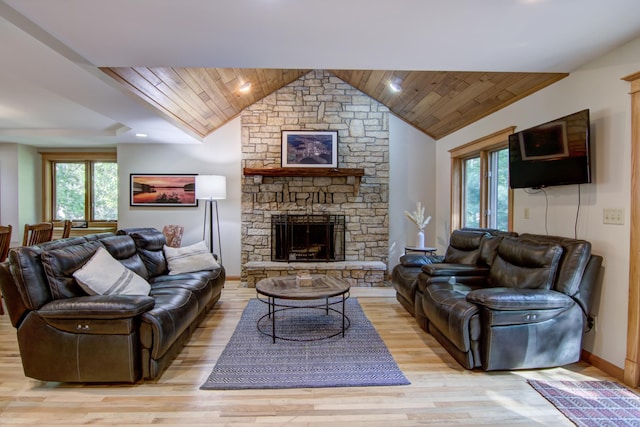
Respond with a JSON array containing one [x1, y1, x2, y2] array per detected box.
[[509, 109, 591, 189]]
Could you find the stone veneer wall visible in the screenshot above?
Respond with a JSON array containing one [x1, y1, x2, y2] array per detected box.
[[241, 70, 389, 285]]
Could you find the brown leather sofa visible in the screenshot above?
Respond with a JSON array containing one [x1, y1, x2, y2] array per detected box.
[[392, 228, 602, 371], [0, 228, 225, 383]]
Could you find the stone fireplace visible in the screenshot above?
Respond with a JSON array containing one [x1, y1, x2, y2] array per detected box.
[[240, 70, 389, 287]]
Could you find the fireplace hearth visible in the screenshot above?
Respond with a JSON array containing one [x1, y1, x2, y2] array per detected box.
[[271, 214, 345, 262]]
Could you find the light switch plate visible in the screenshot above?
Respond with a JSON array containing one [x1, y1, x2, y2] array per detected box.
[[603, 208, 624, 225]]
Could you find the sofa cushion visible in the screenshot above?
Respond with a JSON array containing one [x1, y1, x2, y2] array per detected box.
[[163, 241, 219, 275], [73, 247, 150, 296], [443, 230, 488, 264], [41, 240, 105, 299], [119, 228, 169, 278], [519, 234, 592, 296], [100, 235, 149, 280], [488, 237, 563, 290], [478, 235, 503, 267]]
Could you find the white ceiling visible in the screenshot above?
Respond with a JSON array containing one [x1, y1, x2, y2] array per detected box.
[[1, 0, 640, 147]]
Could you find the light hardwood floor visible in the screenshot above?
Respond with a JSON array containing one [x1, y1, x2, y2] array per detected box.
[[0, 282, 619, 426]]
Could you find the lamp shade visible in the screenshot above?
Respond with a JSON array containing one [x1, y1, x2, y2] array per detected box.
[[195, 175, 226, 200]]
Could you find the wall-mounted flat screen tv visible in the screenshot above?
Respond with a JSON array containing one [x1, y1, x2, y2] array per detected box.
[[508, 109, 591, 189]]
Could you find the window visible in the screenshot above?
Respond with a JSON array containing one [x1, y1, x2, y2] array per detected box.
[[488, 148, 510, 230], [449, 127, 514, 231], [42, 152, 118, 227], [463, 157, 481, 228]]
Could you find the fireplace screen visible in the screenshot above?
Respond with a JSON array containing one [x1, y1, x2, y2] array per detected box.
[[271, 214, 345, 262]]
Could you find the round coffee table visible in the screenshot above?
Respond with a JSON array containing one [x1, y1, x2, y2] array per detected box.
[[255, 274, 350, 343]]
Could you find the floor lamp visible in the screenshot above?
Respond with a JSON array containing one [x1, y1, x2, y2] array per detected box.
[[195, 175, 226, 264]]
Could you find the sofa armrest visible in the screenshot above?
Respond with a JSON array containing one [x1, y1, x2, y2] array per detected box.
[[399, 254, 443, 267], [421, 263, 489, 277], [417, 273, 488, 293], [38, 295, 155, 319], [466, 288, 574, 311], [467, 288, 577, 327]]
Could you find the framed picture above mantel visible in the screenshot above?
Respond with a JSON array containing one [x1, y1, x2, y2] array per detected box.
[[130, 174, 198, 207], [281, 130, 338, 168]]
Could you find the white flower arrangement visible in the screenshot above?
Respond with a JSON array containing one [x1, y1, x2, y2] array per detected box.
[[404, 202, 432, 231]]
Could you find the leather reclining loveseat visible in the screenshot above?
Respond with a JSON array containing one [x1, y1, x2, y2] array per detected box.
[[392, 228, 515, 328], [392, 228, 602, 371], [0, 227, 225, 383]]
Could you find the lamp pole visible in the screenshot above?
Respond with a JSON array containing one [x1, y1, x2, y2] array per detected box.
[[196, 175, 226, 265], [208, 199, 214, 255], [214, 199, 222, 265]]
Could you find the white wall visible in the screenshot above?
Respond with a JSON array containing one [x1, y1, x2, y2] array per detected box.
[[434, 36, 640, 368], [18, 144, 40, 230], [0, 144, 18, 222], [388, 115, 437, 271], [0, 143, 19, 244], [0, 143, 39, 246], [117, 118, 242, 277]]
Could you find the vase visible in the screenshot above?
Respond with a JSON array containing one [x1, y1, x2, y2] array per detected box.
[[415, 230, 425, 248]]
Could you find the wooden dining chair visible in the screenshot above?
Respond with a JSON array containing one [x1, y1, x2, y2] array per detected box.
[[0, 224, 12, 315], [61, 220, 72, 239], [22, 222, 54, 246], [0, 224, 11, 263]]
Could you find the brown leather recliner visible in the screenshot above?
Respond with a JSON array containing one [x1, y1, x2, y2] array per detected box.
[[420, 233, 602, 371], [0, 228, 225, 383]]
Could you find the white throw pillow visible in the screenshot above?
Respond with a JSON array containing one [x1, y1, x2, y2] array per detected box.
[[73, 247, 150, 296], [164, 240, 219, 275]]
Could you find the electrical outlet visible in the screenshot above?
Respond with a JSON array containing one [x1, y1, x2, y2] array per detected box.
[[603, 208, 624, 225], [588, 314, 597, 332]]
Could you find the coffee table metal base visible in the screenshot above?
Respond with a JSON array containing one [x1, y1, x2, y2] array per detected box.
[[256, 295, 350, 342]]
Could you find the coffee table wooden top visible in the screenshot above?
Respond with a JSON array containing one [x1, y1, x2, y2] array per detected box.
[[255, 275, 350, 300]]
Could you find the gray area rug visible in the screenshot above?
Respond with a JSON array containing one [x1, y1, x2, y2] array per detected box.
[[201, 298, 410, 390]]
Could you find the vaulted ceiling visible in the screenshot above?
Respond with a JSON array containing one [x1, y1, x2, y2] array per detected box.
[[103, 67, 567, 140], [1, 1, 640, 147]]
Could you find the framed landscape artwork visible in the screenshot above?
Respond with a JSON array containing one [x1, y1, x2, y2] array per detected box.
[[281, 130, 338, 168], [130, 174, 198, 207]]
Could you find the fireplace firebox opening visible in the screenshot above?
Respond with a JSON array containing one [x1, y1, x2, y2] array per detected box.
[[271, 214, 345, 262]]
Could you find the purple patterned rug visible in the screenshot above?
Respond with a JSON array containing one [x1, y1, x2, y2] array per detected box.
[[201, 298, 410, 390], [528, 380, 640, 426]]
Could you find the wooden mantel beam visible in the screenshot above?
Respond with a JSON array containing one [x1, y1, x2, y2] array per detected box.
[[243, 167, 364, 177]]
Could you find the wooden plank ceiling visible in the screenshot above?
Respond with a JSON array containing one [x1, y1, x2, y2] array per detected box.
[[101, 68, 568, 140]]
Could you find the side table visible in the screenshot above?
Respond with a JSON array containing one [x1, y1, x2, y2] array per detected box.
[[404, 246, 437, 255]]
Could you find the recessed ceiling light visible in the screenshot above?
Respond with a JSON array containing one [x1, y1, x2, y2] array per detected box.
[[388, 77, 402, 93], [135, 133, 148, 138], [239, 82, 252, 93]]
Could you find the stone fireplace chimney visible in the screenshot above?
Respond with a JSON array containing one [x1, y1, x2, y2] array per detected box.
[[240, 70, 389, 286]]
